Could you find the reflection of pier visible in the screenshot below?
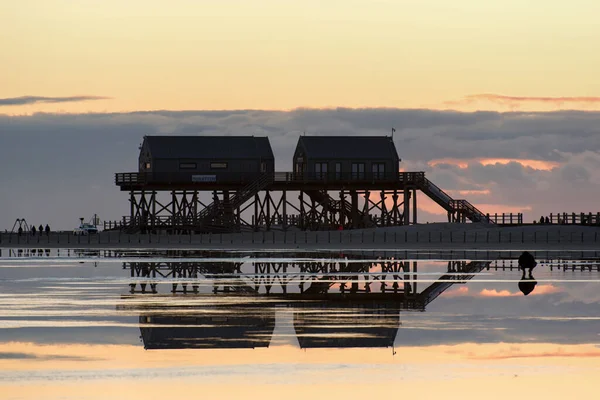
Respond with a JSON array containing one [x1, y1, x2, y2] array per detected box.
[[66, 248, 600, 263], [119, 256, 491, 349], [123, 257, 491, 307]]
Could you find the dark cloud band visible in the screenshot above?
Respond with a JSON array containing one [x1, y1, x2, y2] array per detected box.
[[0, 96, 110, 106]]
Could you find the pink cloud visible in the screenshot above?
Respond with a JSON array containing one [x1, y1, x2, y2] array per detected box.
[[479, 285, 561, 297], [428, 157, 561, 171], [480, 288, 518, 297], [445, 94, 600, 110], [443, 286, 470, 297]]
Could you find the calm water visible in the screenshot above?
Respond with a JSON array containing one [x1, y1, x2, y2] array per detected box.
[[1, 248, 599, 399]]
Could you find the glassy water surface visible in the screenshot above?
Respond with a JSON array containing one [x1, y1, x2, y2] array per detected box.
[[1, 248, 599, 399]]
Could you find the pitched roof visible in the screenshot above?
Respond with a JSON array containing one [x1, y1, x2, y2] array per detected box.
[[144, 135, 274, 159], [297, 136, 399, 160]]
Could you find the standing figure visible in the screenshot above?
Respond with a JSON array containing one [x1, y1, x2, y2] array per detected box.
[[31, 225, 36, 236], [45, 224, 50, 236]]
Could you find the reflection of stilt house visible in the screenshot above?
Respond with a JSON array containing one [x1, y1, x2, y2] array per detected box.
[[293, 301, 401, 349], [139, 306, 275, 349]]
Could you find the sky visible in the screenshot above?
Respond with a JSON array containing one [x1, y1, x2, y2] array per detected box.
[[1, 0, 600, 229], [2, 0, 600, 113]]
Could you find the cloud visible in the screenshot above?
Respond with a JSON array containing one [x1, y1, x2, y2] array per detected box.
[[479, 285, 561, 298], [446, 94, 600, 109], [429, 158, 561, 171], [0, 96, 110, 106], [479, 288, 518, 297], [0, 351, 94, 361]]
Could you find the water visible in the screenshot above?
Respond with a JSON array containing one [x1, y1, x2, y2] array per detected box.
[[1, 248, 599, 399]]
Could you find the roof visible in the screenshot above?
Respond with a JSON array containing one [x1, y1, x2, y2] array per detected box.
[[296, 136, 399, 160], [144, 136, 274, 160]]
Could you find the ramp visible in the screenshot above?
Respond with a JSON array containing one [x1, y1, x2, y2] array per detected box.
[[417, 176, 492, 223]]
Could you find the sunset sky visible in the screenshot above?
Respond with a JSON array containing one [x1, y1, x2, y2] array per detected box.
[[1, 1, 600, 227], [2, 0, 600, 113]]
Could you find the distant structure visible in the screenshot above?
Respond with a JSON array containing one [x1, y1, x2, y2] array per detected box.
[[114, 135, 492, 233]]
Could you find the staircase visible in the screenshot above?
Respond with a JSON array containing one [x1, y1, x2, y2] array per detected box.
[[419, 261, 490, 306], [305, 190, 377, 229], [197, 173, 274, 230], [417, 176, 492, 224], [450, 199, 490, 223]]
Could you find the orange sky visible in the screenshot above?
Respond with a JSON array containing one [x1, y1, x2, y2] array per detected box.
[[1, 0, 600, 114]]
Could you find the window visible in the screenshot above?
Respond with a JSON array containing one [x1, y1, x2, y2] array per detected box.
[[261, 161, 267, 173], [179, 162, 197, 170], [372, 163, 385, 180], [351, 163, 365, 180], [335, 163, 342, 180], [144, 162, 151, 170], [315, 162, 328, 180], [210, 162, 228, 169]]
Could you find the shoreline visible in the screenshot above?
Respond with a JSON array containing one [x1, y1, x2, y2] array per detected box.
[[2, 223, 600, 251]]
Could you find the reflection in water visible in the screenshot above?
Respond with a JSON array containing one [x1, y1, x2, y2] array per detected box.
[[518, 251, 538, 296], [119, 256, 491, 349], [139, 306, 275, 349], [294, 301, 401, 349]]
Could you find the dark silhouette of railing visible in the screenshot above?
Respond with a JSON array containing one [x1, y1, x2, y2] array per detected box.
[[418, 177, 492, 224]]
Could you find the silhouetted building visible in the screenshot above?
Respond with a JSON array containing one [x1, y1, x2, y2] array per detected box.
[[138, 135, 274, 184], [293, 136, 400, 181]]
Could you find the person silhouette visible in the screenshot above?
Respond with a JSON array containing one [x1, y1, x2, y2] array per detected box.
[[518, 251, 538, 296], [45, 224, 50, 236], [39, 225, 43, 234], [31, 225, 36, 236]]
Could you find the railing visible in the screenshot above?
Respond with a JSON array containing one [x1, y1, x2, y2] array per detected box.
[[115, 172, 147, 185], [274, 171, 424, 184], [418, 178, 492, 224], [540, 212, 600, 225], [420, 176, 453, 206], [116, 171, 429, 186], [450, 200, 490, 222], [116, 172, 268, 186], [486, 213, 523, 225]]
